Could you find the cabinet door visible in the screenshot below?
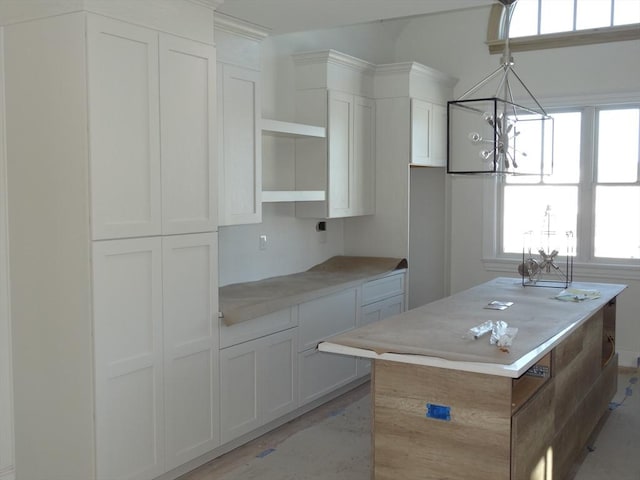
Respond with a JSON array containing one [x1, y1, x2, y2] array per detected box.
[[87, 16, 161, 240], [353, 95, 375, 215], [262, 329, 299, 424], [162, 233, 219, 469], [219, 338, 260, 443], [430, 103, 448, 167], [220, 328, 298, 443], [298, 288, 359, 351], [298, 348, 358, 406], [218, 64, 262, 226], [160, 35, 217, 235], [411, 98, 431, 166], [93, 238, 164, 480], [411, 99, 447, 167], [328, 90, 354, 217]]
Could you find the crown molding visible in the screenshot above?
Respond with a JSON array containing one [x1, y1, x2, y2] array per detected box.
[[214, 11, 269, 40], [292, 49, 376, 74], [375, 62, 458, 87], [187, 0, 224, 10]]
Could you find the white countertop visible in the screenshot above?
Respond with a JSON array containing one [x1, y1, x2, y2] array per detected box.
[[318, 277, 626, 378]]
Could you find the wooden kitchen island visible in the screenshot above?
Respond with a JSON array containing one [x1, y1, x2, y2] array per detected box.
[[319, 277, 626, 480]]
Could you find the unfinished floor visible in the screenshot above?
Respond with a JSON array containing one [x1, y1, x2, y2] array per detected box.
[[181, 368, 639, 480]]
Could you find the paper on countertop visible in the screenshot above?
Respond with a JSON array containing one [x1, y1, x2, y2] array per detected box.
[[554, 288, 601, 302], [484, 300, 514, 310]]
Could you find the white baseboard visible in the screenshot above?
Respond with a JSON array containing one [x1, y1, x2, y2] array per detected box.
[[618, 349, 640, 368]]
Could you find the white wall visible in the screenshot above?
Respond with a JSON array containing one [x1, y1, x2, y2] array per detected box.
[[218, 204, 345, 285]]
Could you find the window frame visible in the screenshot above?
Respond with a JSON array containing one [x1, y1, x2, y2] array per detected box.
[[482, 94, 640, 282], [486, 4, 640, 54]]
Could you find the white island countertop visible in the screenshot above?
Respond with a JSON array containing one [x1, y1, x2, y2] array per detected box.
[[318, 277, 626, 378]]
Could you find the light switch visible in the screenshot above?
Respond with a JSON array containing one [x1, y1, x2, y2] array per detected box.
[[259, 234, 268, 250]]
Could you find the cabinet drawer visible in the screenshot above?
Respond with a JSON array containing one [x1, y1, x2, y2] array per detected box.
[[357, 294, 405, 376], [362, 272, 405, 306], [298, 288, 358, 351], [360, 294, 405, 327], [220, 307, 297, 349]]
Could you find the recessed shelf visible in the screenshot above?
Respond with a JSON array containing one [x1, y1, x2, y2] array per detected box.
[[262, 119, 326, 138], [262, 190, 326, 203]]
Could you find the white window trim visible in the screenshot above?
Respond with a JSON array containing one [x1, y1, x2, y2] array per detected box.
[[481, 91, 640, 282], [486, 4, 640, 54]]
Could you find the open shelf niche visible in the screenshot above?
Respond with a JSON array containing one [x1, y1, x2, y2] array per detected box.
[[261, 118, 326, 203]]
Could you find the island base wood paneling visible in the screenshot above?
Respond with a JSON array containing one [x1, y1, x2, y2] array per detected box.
[[372, 361, 513, 480], [371, 303, 618, 480]]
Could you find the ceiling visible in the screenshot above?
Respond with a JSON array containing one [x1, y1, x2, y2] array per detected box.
[[216, 0, 496, 35]]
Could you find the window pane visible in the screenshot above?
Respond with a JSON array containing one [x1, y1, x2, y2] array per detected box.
[[540, 0, 574, 34], [597, 108, 639, 183], [511, 0, 540, 37], [503, 185, 578, 254], [614, 0, 640, 25], [577, 0, 612, 29], [507, 111, 581, 185], [546, 112, 581, 184], [595, 186, 640, 258]]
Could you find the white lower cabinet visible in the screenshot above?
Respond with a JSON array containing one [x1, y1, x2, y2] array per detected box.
[[93, 237, 165, 480], [218, 273, 406, 455], [356, 294, 405, 376], [298, 348, 358, 405], [298, 288, 359, 405], [220, 328, 298, 443], [162, 234, 220, 470], [93, 233, 219, 480]]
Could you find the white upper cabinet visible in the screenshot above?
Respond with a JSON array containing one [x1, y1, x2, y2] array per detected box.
[[353, 95, 375, 215], [293, 50, 376, 219], [214, 14, 267, 226], [88, 17, 162, 239], [160, 35, 217, 235], [88, 15, 216, 240], [217, 64, 262, 225], [325, 91, 375, 217], [411, 99, 447, 167], [327, 90, 353, 216]]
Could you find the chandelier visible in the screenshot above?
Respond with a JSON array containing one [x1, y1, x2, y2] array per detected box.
[[447, 0, 553, 175]]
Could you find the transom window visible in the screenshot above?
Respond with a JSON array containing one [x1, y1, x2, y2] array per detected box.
[[486, 0, 640, 53], [510, 0, 640, 37]]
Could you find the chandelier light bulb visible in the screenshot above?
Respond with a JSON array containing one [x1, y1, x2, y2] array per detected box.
[[480, 150, 492, 161], [468, 132, 482, 143]]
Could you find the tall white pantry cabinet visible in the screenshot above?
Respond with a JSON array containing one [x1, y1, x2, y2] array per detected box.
[[2, 4, 219, 480]]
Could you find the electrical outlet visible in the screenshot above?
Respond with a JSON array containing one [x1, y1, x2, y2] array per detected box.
[[259, 234, 268, 250], [317, 221, 327, 244]]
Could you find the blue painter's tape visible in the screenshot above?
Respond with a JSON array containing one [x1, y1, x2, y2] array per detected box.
[[426, 403, 451, 421], [256, 448, 276, 458]]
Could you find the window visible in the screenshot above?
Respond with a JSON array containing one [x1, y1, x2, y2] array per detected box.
[[486, 0, 640, 54], [510, 0, 640, 37], [499, 106, 640, 269]]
